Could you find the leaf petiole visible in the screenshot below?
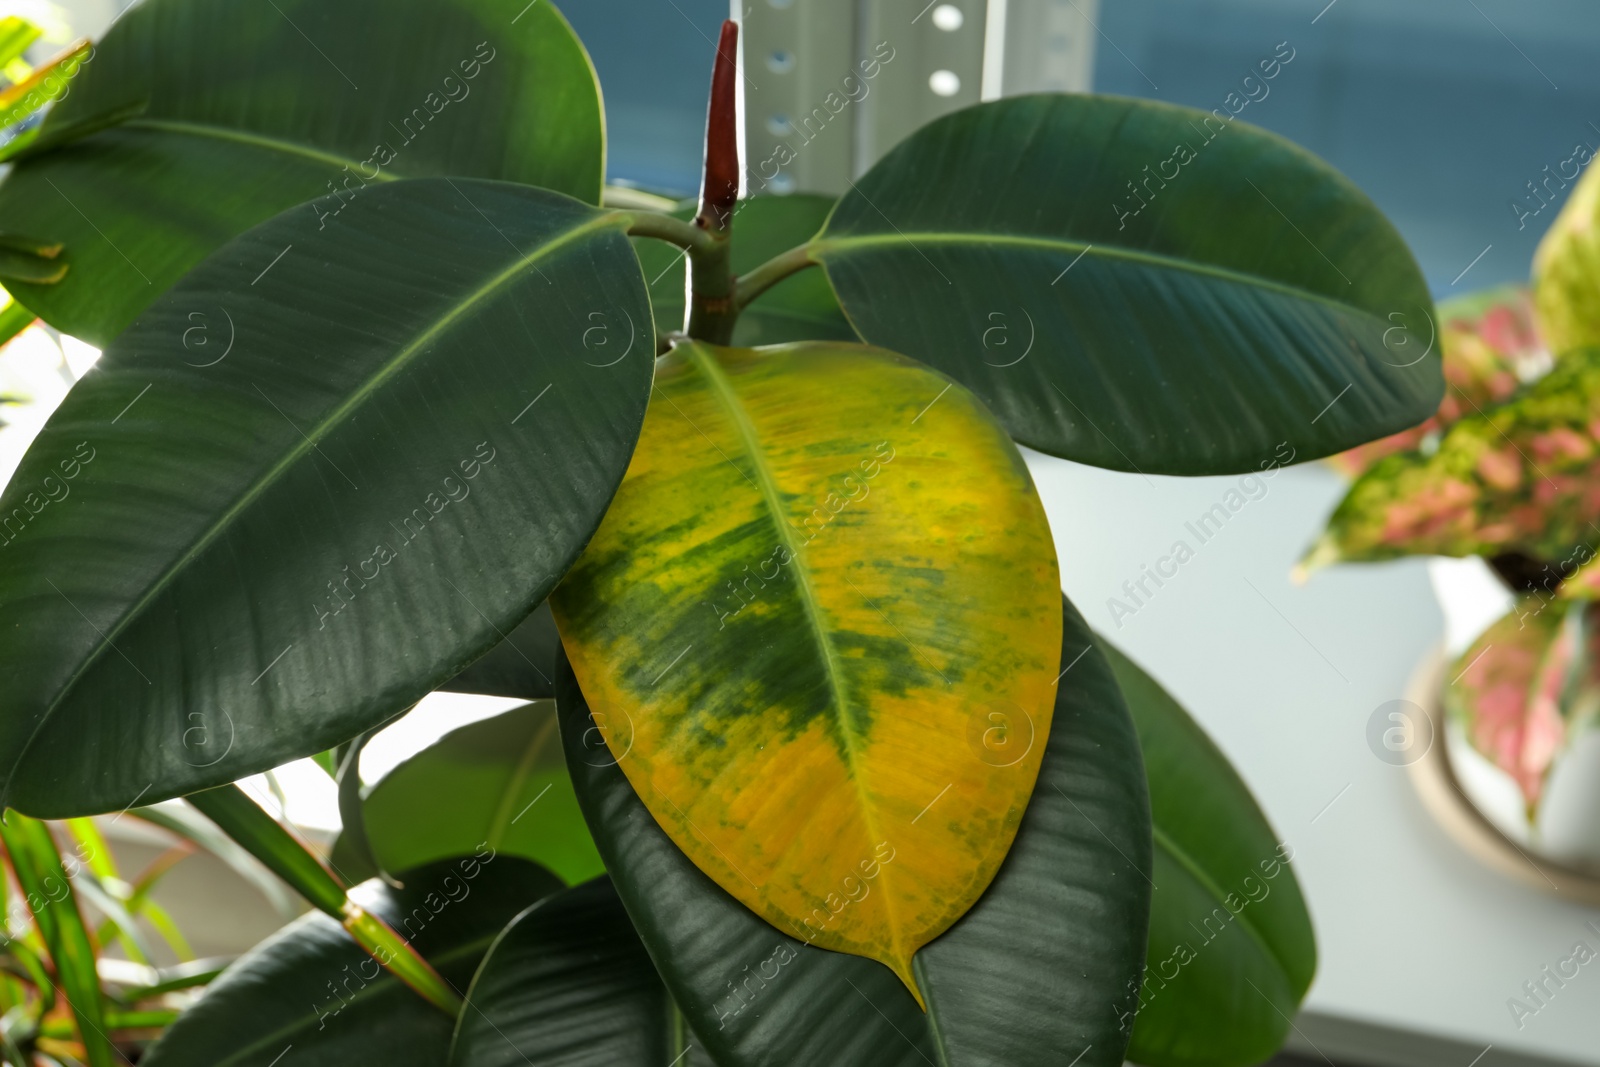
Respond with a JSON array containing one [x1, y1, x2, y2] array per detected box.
[[624, 211, 715, 256], [733, 242, 817, 311]]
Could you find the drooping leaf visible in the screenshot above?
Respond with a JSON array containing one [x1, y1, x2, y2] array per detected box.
[[0, 178, 652, 817], [809, 94, 1440, 475], [339, 701, 603, 887], [450, 877, 701, 1066], [556, 594, 1151, 1067], [633, 194, 853, 345], [441, 600, 560, 700], [1303, 347, 1600, 571], [1326, 285, 1550, 478], [1534, 156, 1600, 357], [141, 856, 562, 1067], [1445, 599, 1600, 816], [0, 0, 603, 343], [0, 813, 115, 1067], [550, 338, 1061, 999], [1100, 640, 1315, 1067]]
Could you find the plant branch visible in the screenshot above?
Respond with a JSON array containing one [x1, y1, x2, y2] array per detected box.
[[625, 211, 716, 255], [186, 784, 463, 1015], [734, 243, 817, 310], [687, 19, 742, 344]]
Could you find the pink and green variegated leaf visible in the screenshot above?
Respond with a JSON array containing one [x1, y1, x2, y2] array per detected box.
[[1326, 285, 1550, 479], [1446, 599, 1600, 816], [1302, 347, 1600, 570]]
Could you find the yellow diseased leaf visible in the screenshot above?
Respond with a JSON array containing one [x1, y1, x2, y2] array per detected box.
[[551, 340, 1061, 1004]]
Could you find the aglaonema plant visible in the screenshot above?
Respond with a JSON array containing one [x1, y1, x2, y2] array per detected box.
[[0, 0, 1445, 1063], [1303, 155, 1600, 825]]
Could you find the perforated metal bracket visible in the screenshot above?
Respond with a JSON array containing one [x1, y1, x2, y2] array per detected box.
[[736, 0, 1098, 196], [738, 0, 859, 197]]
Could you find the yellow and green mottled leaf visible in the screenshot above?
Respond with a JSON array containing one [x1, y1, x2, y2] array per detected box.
[[550, 340, 1061, 1002], [1534, 155, 1600, 356], [1302, 347, 1600, 571], [1559, 548, 1600, 599], [1326, 285, 1549, 479]]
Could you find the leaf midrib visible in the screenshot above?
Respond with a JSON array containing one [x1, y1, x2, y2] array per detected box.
[[1150, 823, 1288, 986], [810, 231, 1384, 321], [680, 344, 910, 966], [5, 210, 626, 803], [126, 118, 405, 181]]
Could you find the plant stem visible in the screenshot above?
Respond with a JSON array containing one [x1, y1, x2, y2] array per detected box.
[[340, 905, 461, 1013], [625, 211, 715, 255], [686, 19, 741, 345], [687, 238, 736, 344], [185, 784, 463, 1015], [734, 243, 817, 309]]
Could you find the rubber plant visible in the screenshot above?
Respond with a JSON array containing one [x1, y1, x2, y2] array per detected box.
[[0, 0, 1444, 1063], [1303, 154, 1600, 824]]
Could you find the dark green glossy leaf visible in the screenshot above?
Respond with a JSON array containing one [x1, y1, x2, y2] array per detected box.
[[0, 0, 603, 343], [450, 877, 693, 1066], [811, 94, 1441, 475], [633, 194, 853, 345], [141, 855, 562, 1067], [1101, 641, 1315, 1067], [556, 594, 1150, 1067], [1326, 284, 1547, 479], [340, 701, 603, 888], [442, 601, 559, 699], [0, 178, 652, 817]]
